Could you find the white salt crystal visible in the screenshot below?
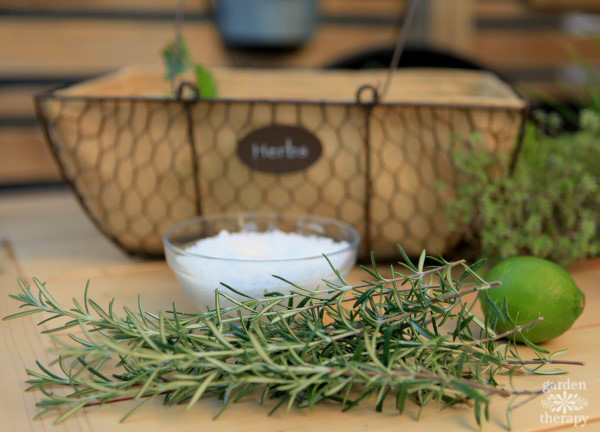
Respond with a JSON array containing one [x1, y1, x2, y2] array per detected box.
[[171, 229, 356, 310], [185, 229, 348, 260]]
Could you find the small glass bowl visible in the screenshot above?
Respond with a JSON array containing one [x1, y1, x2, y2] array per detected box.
[[163, 212, 360, 310]]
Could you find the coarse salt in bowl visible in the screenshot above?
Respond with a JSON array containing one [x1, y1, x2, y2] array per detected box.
[[163, 212, 360, 310]]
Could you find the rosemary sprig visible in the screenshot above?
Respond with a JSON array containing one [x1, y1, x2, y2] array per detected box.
[[3, 248, 583, 427]]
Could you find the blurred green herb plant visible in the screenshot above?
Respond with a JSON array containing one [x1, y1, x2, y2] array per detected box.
[[162, 37, 217, 98], [448, 43, 600, 266], [447, 108, 600, 265]]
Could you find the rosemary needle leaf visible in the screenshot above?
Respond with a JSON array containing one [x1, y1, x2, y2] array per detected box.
[[53, 401, 87, 424], [3, 308, 44, 320], [4, 250, 584, 426], [120, 396, 156, 423], [187, 371, 218, 410]]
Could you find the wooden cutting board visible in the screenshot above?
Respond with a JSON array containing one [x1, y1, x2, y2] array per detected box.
[[1, 190, 598, 431]]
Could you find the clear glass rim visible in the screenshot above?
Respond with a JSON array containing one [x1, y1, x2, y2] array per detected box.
[[162, 211, 361, 263]]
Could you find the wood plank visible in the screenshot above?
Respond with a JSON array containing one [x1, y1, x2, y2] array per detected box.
[[0, 0, 208, 12], [569, 257, 600, 328], [0, 189, 599, 431], [0, 239, 82, 432], [0, 191, 127, 276], [474, 30, 600, 68], [0, 0, 586, 198], [6, 254, 600, 432], [0, 0, 535, 18], [0, 127, 61, 183], [321, 0, 404, 17], [3, 17, 599, 77], [428, 0, 474, 54], [0, 81, 579, 189], [474, 0, 530, 17], [0, 86, 51, 118], [0, 0, 404, 17], [0, 19, 398, 74], [517, 80, 590, 100], [0, 20, 229, 75], [529, 0, 600, 13], [2, 253, 598, 431], [1, 79, 579, 123]]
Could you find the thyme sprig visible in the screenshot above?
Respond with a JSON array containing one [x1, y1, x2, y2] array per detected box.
[[3, 248, 583, 428]]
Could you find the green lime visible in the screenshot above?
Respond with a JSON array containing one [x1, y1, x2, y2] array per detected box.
[[480, 256, 585, 343]]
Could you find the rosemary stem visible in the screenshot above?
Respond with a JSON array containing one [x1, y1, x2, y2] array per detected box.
[[5, 252, 583, 425], [463, 317, 545, 346], [504, 359, 585, 366]]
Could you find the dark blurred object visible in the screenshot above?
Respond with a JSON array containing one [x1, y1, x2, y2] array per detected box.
[[327, 45, 488, 72], [326, 44, 585, 134], [326, 45, 515, 90], [216, 0, 317, 48]]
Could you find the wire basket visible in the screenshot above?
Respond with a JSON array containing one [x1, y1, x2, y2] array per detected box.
[[35, 65, 526, 258]]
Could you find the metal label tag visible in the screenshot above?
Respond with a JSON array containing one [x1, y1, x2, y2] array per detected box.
[[237, 125, 322, 173]]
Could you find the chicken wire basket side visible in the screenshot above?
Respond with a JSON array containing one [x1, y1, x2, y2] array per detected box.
[[36, 96, 199, 253], [368, 104, 523, 257], [35, 67, 526, 258]]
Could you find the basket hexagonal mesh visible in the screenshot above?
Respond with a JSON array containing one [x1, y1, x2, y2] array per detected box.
[[36, 67, 525, 258]]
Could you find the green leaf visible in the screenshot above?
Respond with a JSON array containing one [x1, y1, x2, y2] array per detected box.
[[120, 396, 155, 423], [450, 380, 486, 402], [519, 333, 549, 354], [482, 290, 505, 323], [134, 369, 159, 400], [186, 371, 218, 410], [417, 250, 426, 273], [194, 65, 217, 98], [53, 401, 87, 424], [397, 245, 417, 271], [375, 385, 389, 412], [395, 383, 409, 413], [3, 308, 43, 320], [474, 399, 483, 426], [162, 38, 192, 81]]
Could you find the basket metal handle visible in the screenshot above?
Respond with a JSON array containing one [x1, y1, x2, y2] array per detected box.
[[378, 0, 420, 101]]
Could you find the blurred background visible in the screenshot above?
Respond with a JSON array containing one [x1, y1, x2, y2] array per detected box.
[[2, 0, 600, 189]]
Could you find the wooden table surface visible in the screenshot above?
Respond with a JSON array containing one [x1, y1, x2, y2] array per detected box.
[[1, 190, 598, 432]]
